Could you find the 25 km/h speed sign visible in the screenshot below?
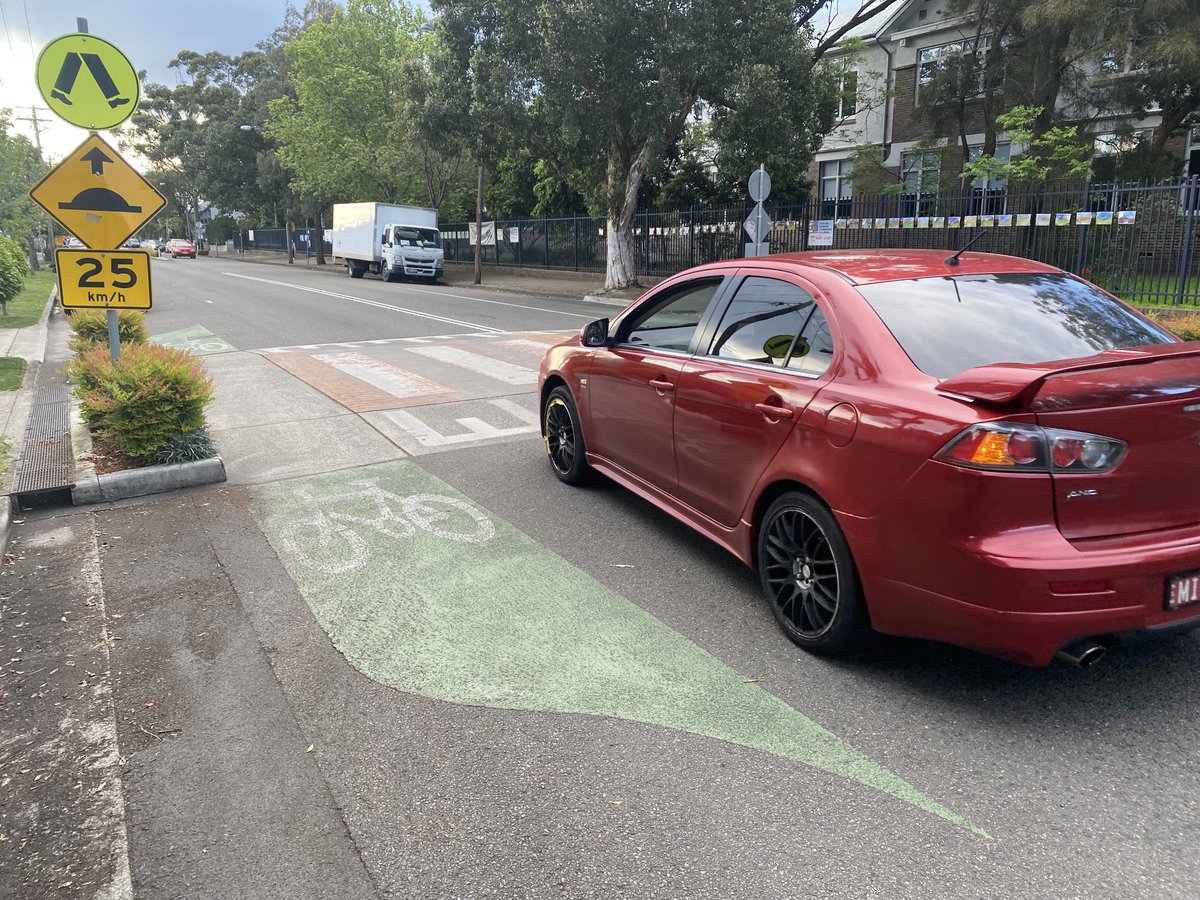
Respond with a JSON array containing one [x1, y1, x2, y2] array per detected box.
[[55, 249, 153, 310]]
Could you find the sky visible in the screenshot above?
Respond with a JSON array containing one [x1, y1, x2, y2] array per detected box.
[[1, 1, 301, 163]]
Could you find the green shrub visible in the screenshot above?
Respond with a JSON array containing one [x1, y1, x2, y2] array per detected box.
[[153, 428, 218, 465], [67, 309, 148, 352], [0, 235, 31, 308], [68, 343, 214, 458]]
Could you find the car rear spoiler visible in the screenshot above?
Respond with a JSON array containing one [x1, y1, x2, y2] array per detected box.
[[937, 343, 1200, 407]]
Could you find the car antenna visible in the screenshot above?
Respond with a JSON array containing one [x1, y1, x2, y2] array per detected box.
[[945, 228, 988, 266]]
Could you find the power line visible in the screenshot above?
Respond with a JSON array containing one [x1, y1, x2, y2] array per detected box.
[[0, 0, 17, 57], [21, 0, 34, 62]]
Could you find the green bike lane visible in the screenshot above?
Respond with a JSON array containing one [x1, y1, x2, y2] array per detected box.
[[252, 459, 979, 835]]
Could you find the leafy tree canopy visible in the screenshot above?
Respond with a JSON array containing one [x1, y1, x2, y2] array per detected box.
[[430, 0, 841, 288], [266, 0, 468, 210], [0, 110, 49, 249]]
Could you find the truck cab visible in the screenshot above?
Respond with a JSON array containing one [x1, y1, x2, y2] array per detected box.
[[380, 223, 444, 284]]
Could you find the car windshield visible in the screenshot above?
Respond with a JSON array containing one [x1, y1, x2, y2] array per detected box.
[[856, 273, 1177, 379], [396, 228, 441, 248]]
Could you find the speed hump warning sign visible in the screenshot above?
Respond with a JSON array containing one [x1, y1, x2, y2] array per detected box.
[[55, 249, 153, 310], [36, 33, 140, 131], [29, 133, 166, 250]]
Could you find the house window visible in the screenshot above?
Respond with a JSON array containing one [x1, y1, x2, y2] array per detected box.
[[900, 150, 940, 216], [837, 68, 858, 120], [966, 143, 1010, 215], [819, 159, 853, 217], [967, 143, 1011, 190], [1093, 131, 1149, 157], [917, 38, 989, 101]]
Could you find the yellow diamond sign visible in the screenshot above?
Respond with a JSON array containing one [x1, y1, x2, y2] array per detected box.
[[30, 133, 166, 250]]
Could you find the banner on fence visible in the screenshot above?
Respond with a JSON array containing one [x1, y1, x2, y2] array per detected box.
[[468, 221, 496, 246], [829, 211, 1137, 231], [808, 219, 835, 247]]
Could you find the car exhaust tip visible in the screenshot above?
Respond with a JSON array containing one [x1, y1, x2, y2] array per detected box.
[[1054, 640, 1106, 669]]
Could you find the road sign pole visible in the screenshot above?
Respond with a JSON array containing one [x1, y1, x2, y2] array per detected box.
[[107, 307, 121, 361], [71, 17, 123, 362]]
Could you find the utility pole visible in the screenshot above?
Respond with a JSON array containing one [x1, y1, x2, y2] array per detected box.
[[12, 105, 59, 271]]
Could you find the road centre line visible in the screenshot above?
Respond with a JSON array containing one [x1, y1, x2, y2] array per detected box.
[[398, 286, 599, 319], [223, 272, 505, 333]]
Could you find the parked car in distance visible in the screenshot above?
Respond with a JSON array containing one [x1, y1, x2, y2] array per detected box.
[[167, 239, 196, 258], [62, 236, 84, 249], [124, 238, 141, 248], [538, 249, 1200, 668]]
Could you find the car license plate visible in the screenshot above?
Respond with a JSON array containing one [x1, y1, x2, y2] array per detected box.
[[1167, 570, 1200, 610]]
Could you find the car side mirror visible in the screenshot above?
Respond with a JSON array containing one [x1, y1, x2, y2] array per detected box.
[[581, 318, 610, 347]]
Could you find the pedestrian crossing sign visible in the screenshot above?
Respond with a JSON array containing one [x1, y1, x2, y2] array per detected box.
[[35, 33, 139, 131]]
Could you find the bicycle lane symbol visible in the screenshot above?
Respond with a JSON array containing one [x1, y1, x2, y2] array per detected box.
[[277, 478, 495, 575], [253, 461, 984, 836]]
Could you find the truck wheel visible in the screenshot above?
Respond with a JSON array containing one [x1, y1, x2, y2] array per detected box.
[[348, 261, 364, 279], [380, 266, 393, 283]]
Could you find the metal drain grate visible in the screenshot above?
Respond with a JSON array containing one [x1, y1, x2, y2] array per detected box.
[[12, 383, 74, 497]]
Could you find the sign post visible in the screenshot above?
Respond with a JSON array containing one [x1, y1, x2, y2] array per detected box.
[[29, 19, 158, 360], [744, 165, 773, 258]]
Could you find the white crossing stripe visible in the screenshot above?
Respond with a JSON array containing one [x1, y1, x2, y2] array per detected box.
[[313, 352, 450, 399], [405, 345, 538, 385]]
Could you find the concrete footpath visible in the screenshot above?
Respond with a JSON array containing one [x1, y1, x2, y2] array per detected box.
[[0, 256, 652, 899]]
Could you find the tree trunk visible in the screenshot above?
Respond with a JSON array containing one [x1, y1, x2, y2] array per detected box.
[[603, 143, 652, 291]]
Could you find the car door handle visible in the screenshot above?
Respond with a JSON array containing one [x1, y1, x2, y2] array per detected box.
[[755, 402, 794, 420], [649, 378, 675, 392]]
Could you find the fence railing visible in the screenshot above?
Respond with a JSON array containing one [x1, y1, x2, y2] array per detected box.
[[443, 176, 1200, 306]]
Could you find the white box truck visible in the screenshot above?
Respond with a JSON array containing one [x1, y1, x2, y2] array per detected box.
[[331, 202, 444, 284]]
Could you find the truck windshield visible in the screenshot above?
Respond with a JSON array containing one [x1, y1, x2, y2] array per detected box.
[[395, 228, 441, 249]]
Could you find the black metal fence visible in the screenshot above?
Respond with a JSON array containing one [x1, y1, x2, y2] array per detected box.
[[443, 176, 1200, 306], [228, 226, 332, 259]]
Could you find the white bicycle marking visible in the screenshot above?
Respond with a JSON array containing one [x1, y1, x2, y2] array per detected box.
[[277, 478, 495, 574]]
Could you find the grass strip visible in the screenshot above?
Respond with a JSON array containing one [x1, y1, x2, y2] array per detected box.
[[0, 357, 27, 391], [0, 270, 55, 329]]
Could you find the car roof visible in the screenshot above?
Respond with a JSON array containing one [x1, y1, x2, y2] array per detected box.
[[692, 249, 1061, 285]]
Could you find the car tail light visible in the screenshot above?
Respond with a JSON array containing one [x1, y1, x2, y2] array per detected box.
[[935, 422, 1125, 473]]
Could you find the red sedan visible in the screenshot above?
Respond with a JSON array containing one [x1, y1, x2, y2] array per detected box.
[[538, 250, 1200, 667], [168, 239, 196, 258]]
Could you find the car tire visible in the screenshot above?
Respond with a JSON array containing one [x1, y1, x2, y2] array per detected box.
[[757, 491, 870, 655], [543, 385, 591, 485]]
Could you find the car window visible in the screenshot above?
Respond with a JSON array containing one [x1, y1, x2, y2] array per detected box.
[[709, 277, 819, 366], [788, 304, 835, 375], [856, 273, 1176, 379], [622, 278, 722, 352]]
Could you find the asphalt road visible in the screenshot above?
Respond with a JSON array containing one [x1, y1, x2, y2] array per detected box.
[[5, 255, 1198, 899]]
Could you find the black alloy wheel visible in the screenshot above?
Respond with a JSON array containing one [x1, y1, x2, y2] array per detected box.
[[757, 491, 869, 654], [543, 386, 590, 485]]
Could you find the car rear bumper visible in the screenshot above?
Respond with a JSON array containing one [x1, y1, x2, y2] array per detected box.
[[853, 522, 1200, 665]]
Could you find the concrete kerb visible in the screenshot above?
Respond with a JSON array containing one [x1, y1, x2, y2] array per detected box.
[[68, 396, 226, 507]]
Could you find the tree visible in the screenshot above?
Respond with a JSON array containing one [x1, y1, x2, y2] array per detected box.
[[961, 105, 1091, 186], [920, 0, 1199, 178], [0, 233, 31, 315], [432, 0, 849, 290], [0, 111, 50, 266], [266, 0, 464, 207]]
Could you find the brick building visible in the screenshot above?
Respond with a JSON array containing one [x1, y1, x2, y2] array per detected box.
[[810, 0, 1199, 212]]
